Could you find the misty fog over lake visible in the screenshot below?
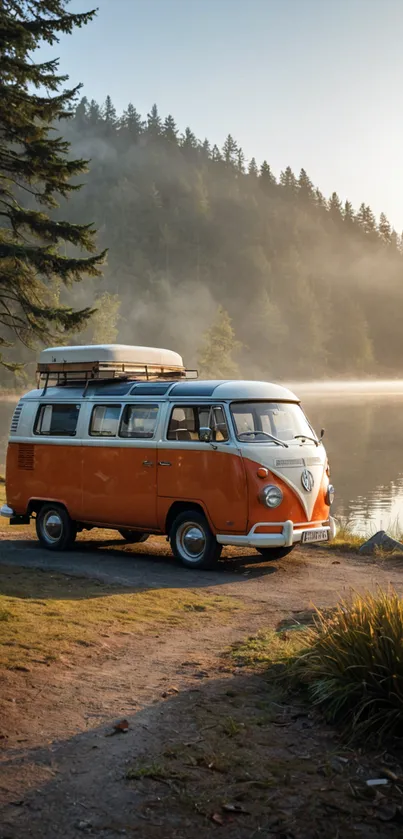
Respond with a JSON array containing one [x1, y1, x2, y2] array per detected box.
[[2, 380, 403, 537]]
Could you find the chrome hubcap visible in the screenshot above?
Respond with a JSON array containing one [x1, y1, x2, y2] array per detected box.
[[177, 522, 206, 562], [42, 510, 63, 543]]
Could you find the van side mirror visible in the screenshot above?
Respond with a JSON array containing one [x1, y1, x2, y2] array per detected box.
[[320, 428, 325, 439], [199, 426, 213, 443]]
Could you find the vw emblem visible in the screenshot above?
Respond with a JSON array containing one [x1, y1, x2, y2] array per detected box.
[[301, 469, 314, 492]]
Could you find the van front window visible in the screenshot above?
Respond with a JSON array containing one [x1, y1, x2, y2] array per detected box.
[[231, 402, 316, 444]]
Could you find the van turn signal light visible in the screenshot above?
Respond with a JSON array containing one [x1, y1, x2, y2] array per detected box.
[[257, 467, 269, 479]]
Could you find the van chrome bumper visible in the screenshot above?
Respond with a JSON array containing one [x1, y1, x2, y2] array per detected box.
[[1, 504, 14, 518], [216, 517, 337, 548]]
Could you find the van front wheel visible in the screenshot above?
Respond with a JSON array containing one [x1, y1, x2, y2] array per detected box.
[[36, 504, 77, 551], [170, 511, 222, 570]]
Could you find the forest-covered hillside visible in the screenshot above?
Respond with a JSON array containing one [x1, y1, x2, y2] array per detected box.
[[7, 95, 403, 382]]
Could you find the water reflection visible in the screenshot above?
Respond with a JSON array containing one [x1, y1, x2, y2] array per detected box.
[[302, 391, 403, 536], [1, 386, 403, 536]]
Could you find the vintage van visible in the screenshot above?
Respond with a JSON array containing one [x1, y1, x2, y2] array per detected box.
[[1, 345, 336, 569]]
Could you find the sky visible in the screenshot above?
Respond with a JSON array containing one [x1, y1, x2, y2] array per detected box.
[[38, 0, 403, 229]]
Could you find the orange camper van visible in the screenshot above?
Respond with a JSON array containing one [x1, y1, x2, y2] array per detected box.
[[1, 344, 336, 569]]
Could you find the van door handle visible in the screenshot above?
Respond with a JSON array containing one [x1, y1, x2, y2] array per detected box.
[[143, 460, 154, 467], [158, 461, 171, 467]]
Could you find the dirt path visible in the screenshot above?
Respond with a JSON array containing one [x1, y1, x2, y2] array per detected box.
[[2, 531, 403, 607], [1, 534, 403, 838]]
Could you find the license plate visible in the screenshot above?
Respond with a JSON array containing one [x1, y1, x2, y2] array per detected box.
[[301, 528, 329, 544]]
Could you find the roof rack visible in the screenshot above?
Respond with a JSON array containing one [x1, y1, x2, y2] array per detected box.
[[35, 345, 198, 395], [37, 366, 198, 396]]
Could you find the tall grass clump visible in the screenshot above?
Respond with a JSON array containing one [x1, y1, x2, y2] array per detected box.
[[292, 589, 403, 742]]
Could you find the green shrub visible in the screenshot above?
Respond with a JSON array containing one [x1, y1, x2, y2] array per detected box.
[[293, 590, 403, 741]]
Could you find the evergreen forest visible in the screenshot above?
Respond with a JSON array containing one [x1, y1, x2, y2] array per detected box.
[[4, 92, 403, 383]]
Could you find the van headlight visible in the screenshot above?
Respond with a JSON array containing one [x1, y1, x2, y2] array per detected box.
[[260, 485, 283, 508], [326, 484, 335, 505]]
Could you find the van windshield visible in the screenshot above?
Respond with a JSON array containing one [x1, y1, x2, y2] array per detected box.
[[231, 401, 316, 444]]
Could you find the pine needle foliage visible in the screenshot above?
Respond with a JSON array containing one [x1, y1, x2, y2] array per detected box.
[[0, 0, 106, 368]]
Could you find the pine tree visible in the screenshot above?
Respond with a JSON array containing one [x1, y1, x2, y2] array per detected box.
[[222, 134, 238, 167], [248, 157, 258, 177], [328, 192, 343, 223], [363, 205, 376, 235], [390, 229, 398, 250], [280, 166, 297, 195], [88, 99, 101, 127], [0, 0, 106, 368], [236, 148, 245, 174], [200, 138, 211, 160], [356, 202, 367, 228], [90, 292, 121, 344], [120, 103, 144, 141], [259, 161, 276, 190], [75, 96, 89, 129], [315, 188, 326, 209], [379, 212, 392, 244], [146, 104, 162, 140], [343, 200, 355, 226], [162, 114, 178, 144], [298, 168, 314, 203], [212, 144, 223, 163], [356, 203, 376, 235], [181, 127, 198, 157], [197, 307, 241, 379], [102, 95, 117, 126]]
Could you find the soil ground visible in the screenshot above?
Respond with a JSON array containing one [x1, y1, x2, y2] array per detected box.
[[1, 529, 403, 839]]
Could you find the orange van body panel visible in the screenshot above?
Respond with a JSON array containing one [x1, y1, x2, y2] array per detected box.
[[157, 448, 248, 534], [81, 446, 158, 529], [243, 456, 330, 530], [6, 442, 83, 520], [311, 471, 332, 522], [6, 441, 330, 536]]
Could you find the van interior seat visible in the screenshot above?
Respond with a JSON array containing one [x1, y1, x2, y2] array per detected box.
[[175, 428, 193, 441]]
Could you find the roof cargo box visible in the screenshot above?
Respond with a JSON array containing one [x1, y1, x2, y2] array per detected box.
[[36, 344, 196, 388]]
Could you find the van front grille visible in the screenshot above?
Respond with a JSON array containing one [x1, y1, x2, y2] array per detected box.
[[18, 444, 35, 471]]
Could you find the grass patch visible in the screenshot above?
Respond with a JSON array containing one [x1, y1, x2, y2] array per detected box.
[[0, 565, 241, 670], [290, 589, 403, 742], [231, 629, 305, 667], [324, 515, 403, 553], [233, 590, 403, 744], [326, 518, 365, 552]]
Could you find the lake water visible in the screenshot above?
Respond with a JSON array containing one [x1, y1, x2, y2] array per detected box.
[[2, 381, 403, 536]]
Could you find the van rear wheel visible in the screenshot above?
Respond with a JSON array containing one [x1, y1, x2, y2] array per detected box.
[[118, 530, 149, 544], [36, 504, 77, 551], [257, 546, 295, 560], [170, 511, 222, 570]]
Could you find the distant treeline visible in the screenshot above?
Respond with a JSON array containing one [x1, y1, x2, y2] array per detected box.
[[4, 95, 403, 383]]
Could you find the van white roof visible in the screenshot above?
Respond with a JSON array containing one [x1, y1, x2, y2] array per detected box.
[[39, 345, 184, 369], [21, 379, 299, 402]]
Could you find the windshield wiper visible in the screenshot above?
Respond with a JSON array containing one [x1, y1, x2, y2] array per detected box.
[[294, 434, 319, 447], [239, 430, 288, 448]]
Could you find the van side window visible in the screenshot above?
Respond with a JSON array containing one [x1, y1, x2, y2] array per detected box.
[[119, 404, 159, 439], [34, 404, 80, 437], [90, 405, 121, 437], [167, 406, 229, 442]]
